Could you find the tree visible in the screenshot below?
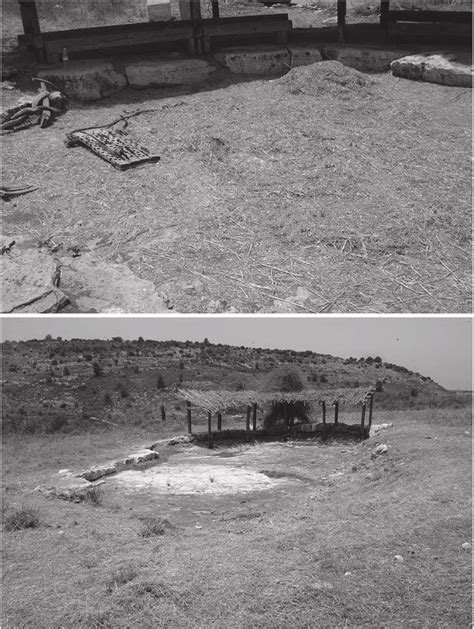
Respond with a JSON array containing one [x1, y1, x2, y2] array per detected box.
[[265, 365, 304, 393], [92, 362, 103, 377], [375, 380, 384, 392], [203, 337, 210, 346], [63, 365, 70, 376], [157, 374, 166, 389], [374, 356, 382, 363]]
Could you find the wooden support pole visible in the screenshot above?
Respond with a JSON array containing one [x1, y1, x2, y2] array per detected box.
[[252, 403, 257, 434], [337, 0, 346, 43], [217, 411, 222, 431], [161, 404, 166, 422], [368, 394, 374, 428], [380, 0, 390, 31], [360, 403, 366, 440], [18, 0, 43, 60], [246, 406, 251, 443], [322, 401, 327, 441], [211, 0, 219, 19], [187, 400, 192, 433], [189, 0, 202, 55], [208, 410, 213, 449], [334, 401, 339, 425]]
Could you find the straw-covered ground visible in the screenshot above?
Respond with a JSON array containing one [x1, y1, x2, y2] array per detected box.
[[2, 407, 471, 628], [2, 61, 471, 312]]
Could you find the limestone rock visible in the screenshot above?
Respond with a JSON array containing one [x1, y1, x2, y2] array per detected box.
[[126, 59, 217, 87], [288, 46, 323, 68], [38, 60, 127, 101], [123, 450, 160, 466], [390, 54, 472, 88], [215, 47, 290, 75], [80, 464, 117, 482], [59, 252, 170, 313], [323, 46, 410, 73], [1, 239, 69, 313]]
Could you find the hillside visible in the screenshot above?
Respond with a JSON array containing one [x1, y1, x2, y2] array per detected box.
[[1, 337, 465, 434]]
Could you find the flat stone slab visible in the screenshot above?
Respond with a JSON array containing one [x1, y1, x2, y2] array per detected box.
[[390, 53, 473, 88], [39, 60, 127, 101], [79, 449, 160, 482], [323, 46, 411, 73], [59, 253, 170, 313], [288, 46, 323, 68], [125, 58, 217, 87], [215, 47, 290, 75], [1, 238, 69, 313]]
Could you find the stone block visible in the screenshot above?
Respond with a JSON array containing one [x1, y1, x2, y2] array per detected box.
[[125, 58, 217, 87], [39, 60, 127, 101]]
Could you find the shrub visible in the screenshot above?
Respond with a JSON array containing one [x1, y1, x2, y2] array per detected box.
[[156, 374, 166, 389], [92, 362, 103, 377], [84, 486, 103, 506], [4, 505, 40, 531], [139, 517, 167, 538]]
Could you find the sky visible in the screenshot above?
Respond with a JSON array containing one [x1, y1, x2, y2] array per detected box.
[[1, 316, 471, 390]]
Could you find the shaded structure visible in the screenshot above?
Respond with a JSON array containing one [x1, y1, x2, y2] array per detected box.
[[178, 387, 375, 448], [17, 0, 471, 63]]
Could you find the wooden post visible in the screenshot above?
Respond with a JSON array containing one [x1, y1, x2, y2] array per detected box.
[[337, 0, 346, 43], [217, 411, 222, 431], [246, 406, 251, 443], [334, 401, 339, 425], [187, 401, 192, 433], [211, 0, 219, 19], [322, 401, 327, 441], [189, 0, 203, 55], [380, 0, 390, 33], [18, 0, 44, 61], [208, 410, 213, 449], [360, 403, 366, 440], [252, 403, 257, 434], [161, 404, 166, 422], [368, 394, 374, 428]]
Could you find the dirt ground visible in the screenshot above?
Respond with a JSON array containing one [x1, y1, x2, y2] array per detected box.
[[2, 62, 471, 313], [2, 408, 472, 627]]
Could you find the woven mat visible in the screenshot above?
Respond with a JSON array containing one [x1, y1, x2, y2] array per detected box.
[[68, 128, 160, 170]]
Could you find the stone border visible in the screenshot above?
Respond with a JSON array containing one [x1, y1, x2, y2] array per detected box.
[[35, 44, 471, 102]]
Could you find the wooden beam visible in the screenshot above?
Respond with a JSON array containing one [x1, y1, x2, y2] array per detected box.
[[322, 401, 327, 441], [161, 404, 166, 422], [208, 410, 213, 449], [211, 0, 219, 20], [18, 0, 43, 60], [380, 0, 390, 30], [252, 403, 257, 434], [368, 394, 374, 428], [337, 0, 346, 43], [246, 406, 251, 443], [334, 401, 339, 425], [360, 403, 366, 440], [217, 411, 222, 431], [187, 400, 192, 433]]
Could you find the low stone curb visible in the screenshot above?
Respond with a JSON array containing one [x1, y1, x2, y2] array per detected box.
[[78, 449, 160, 482]]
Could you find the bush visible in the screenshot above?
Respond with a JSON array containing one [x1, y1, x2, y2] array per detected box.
[[92, 362, 103, 377], [264, 365, 304, 393], [4, 505, 40, 531], [139, 517, 168, 538]]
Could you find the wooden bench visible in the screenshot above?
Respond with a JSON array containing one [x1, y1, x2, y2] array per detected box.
[[386, 10, 471, 26], [18, 20, 198, 63], [200, 14, 293, 53]]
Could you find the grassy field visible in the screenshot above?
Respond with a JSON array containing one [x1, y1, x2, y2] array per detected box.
[[2, 62, 471, 313], [2, 407, 472, 628]]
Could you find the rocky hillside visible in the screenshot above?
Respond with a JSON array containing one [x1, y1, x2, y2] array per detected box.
[[1, 337, 464, 433]]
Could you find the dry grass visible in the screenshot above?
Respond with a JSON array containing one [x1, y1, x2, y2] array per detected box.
[[2, 408, 471, 628], [3, 62, 469, 313]]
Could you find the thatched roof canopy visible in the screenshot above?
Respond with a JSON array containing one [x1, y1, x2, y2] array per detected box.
[[177, 387, 374, 414]]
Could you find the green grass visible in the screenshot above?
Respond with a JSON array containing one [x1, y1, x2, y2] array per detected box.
[[2, 408, 471, 628]]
